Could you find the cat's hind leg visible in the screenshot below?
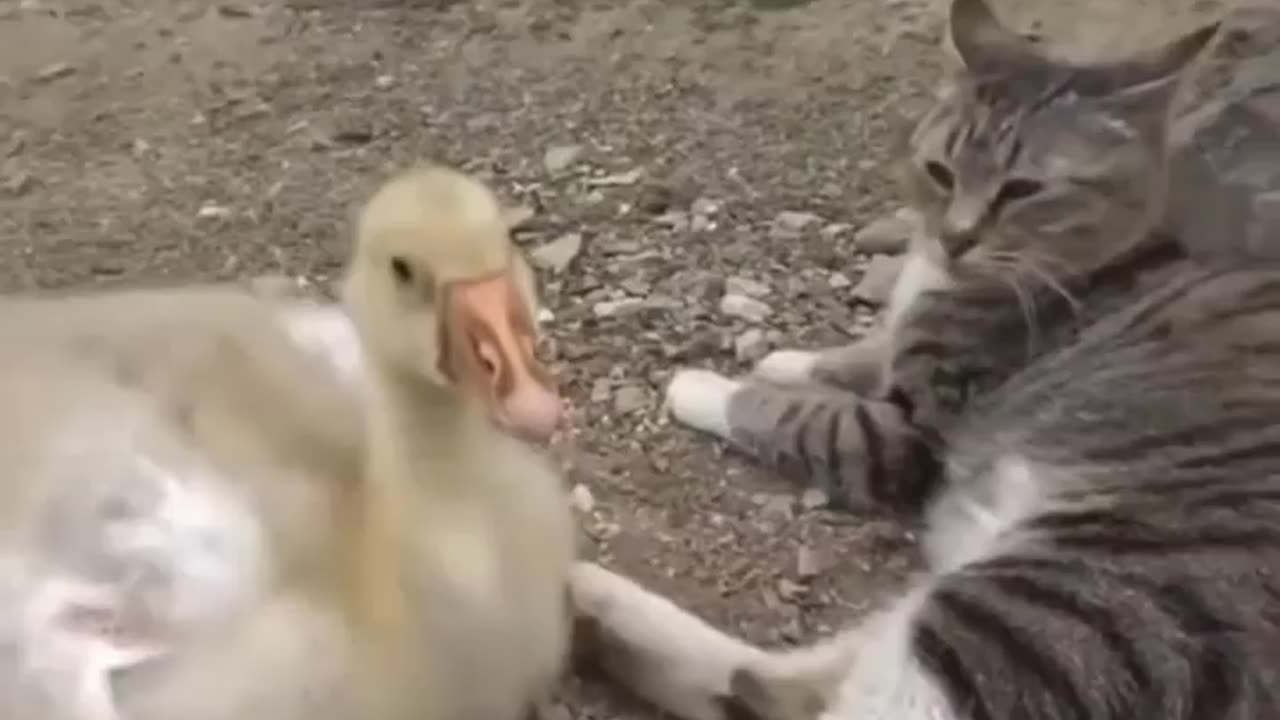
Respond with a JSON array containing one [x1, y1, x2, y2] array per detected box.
[[569, 562, 851, 720]]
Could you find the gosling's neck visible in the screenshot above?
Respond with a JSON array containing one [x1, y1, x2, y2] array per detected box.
[[362, 362, 488, 497]]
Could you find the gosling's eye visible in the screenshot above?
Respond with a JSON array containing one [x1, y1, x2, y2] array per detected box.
[[924, 160, 954, 191], [389, 256, 414, 286], [994, 178, 1044, 209]]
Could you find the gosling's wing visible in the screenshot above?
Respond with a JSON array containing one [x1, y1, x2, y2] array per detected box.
[[273, 301, 366, 393]]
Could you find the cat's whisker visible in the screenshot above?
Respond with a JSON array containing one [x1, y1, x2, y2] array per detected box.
[[1017, 254, 1083, 316]]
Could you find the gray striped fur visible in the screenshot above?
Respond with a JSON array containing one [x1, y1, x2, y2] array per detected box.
[[570, 1, 1280, 719]]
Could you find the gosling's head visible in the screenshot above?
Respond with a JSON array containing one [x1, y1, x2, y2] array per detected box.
[[342, 164, 560, 443]]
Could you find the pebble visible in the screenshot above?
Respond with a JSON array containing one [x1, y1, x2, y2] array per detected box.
[[592, 298, 645, 318], [796, 546, 821, 579], [529, 232, 582, 273], [800, 487, 830, 510], [719, 293, 772, 322], [853, 206, 921, 255], [734, 328, 769, 363], [829, 271, 852, 289], [34, 62, 75, 83], [851, 255, 905, 306], [586, 168, 643, 187], [590, 378, 612, 403], [569, 484, 596, 514], [542, 144, 583, 174], [725, 276, 770, 298], [613, 386, 647, 415], [197, 203, 233, 220], [690, 197, 719, 216], [770, 210, 821, 238], [755, 493, 794, 521]]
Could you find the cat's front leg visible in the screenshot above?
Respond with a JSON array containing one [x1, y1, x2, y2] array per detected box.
[[664, 369, 937, 513], [569, 562, 852, 720], [751, 333, 888, 396]]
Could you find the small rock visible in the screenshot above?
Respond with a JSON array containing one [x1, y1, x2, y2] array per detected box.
[[690, 214, 713, 233], [820, 222, 853, 239], [734, 329, 769, 363], [536, 308, 555, 325], [829, 272, 852, 289], [374, 74, 395, 89], [4, 172, 35, 196], [619, 277, 650, 296], [755, 493, 794, 521], [592, 298, 644, 318], [719, 293, 772, 322], [501, 204, 537, 230], [690, 197, 719, 216], [796, 546, 821, 579], [216, 3, 254, 17], [851, 255, 905, 306], [529, 232, 582, 273], [197, 203, 233, 220], [590, 378, 612, 403], [586, 168, 643, 187], [800, 487, 829, 510], [568, 484, 596, 514], [542, 144, 583, 174], [777, 578, 807, 601], [853, 207, 921, 255], [725, 276, 770, 298], [613, 386, 647, 415], [637, 184, 675, 214], [34, 62, 75, 83], [653, 210, 689, 231], [331, 123, 375, 145], [771, 210, 821, 238]]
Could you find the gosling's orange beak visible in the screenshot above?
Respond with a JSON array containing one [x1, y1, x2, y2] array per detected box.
[[441, 271, 562, 443]]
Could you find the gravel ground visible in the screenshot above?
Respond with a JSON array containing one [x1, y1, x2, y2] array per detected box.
[[0, 0, 1242, 716]]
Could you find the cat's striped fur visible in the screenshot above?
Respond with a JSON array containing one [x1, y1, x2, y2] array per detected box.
[[666, 0, 1280, 515], [570, 1, 1280, 719]]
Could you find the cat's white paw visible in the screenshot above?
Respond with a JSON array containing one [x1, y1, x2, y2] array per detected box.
[[664, 369, 741, 438], [752, 350, 819, 385]]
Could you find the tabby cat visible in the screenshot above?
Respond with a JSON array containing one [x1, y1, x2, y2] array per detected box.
[[666, 0, 1280, 515], [569, 0, 1280, 718]]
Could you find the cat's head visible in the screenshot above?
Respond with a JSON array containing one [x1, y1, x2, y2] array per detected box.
[[902, 0, 1218, 281]]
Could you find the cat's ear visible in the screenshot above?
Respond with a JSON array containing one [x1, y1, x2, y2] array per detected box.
[[1078, 22, 1221, 98], [947, 0, 1039, 74]]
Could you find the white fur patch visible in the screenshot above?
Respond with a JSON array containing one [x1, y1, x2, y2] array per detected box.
[[923, 454, 1048, 574], [275, 303, 365, 388], [828, 589, 957, 720], [752, 350, 819, 385], [664, 370, 741, 439], [885, 251, 952, 334]]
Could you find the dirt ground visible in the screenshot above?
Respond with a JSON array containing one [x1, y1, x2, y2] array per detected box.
[[0, 0, 1245, 716]]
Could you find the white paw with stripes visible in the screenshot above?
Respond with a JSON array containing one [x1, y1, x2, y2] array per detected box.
[[664, 369, 741, 439], [752, 349, 819, 385]]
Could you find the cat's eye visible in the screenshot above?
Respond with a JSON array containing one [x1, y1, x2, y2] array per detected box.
[[924, 161, 954, 191], [995, 178, 1044, 206], [390, 256, 414, 285]]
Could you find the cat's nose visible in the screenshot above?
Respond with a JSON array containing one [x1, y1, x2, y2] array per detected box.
[[940, 198, 986, 258], [939, 227, 980, 259]]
